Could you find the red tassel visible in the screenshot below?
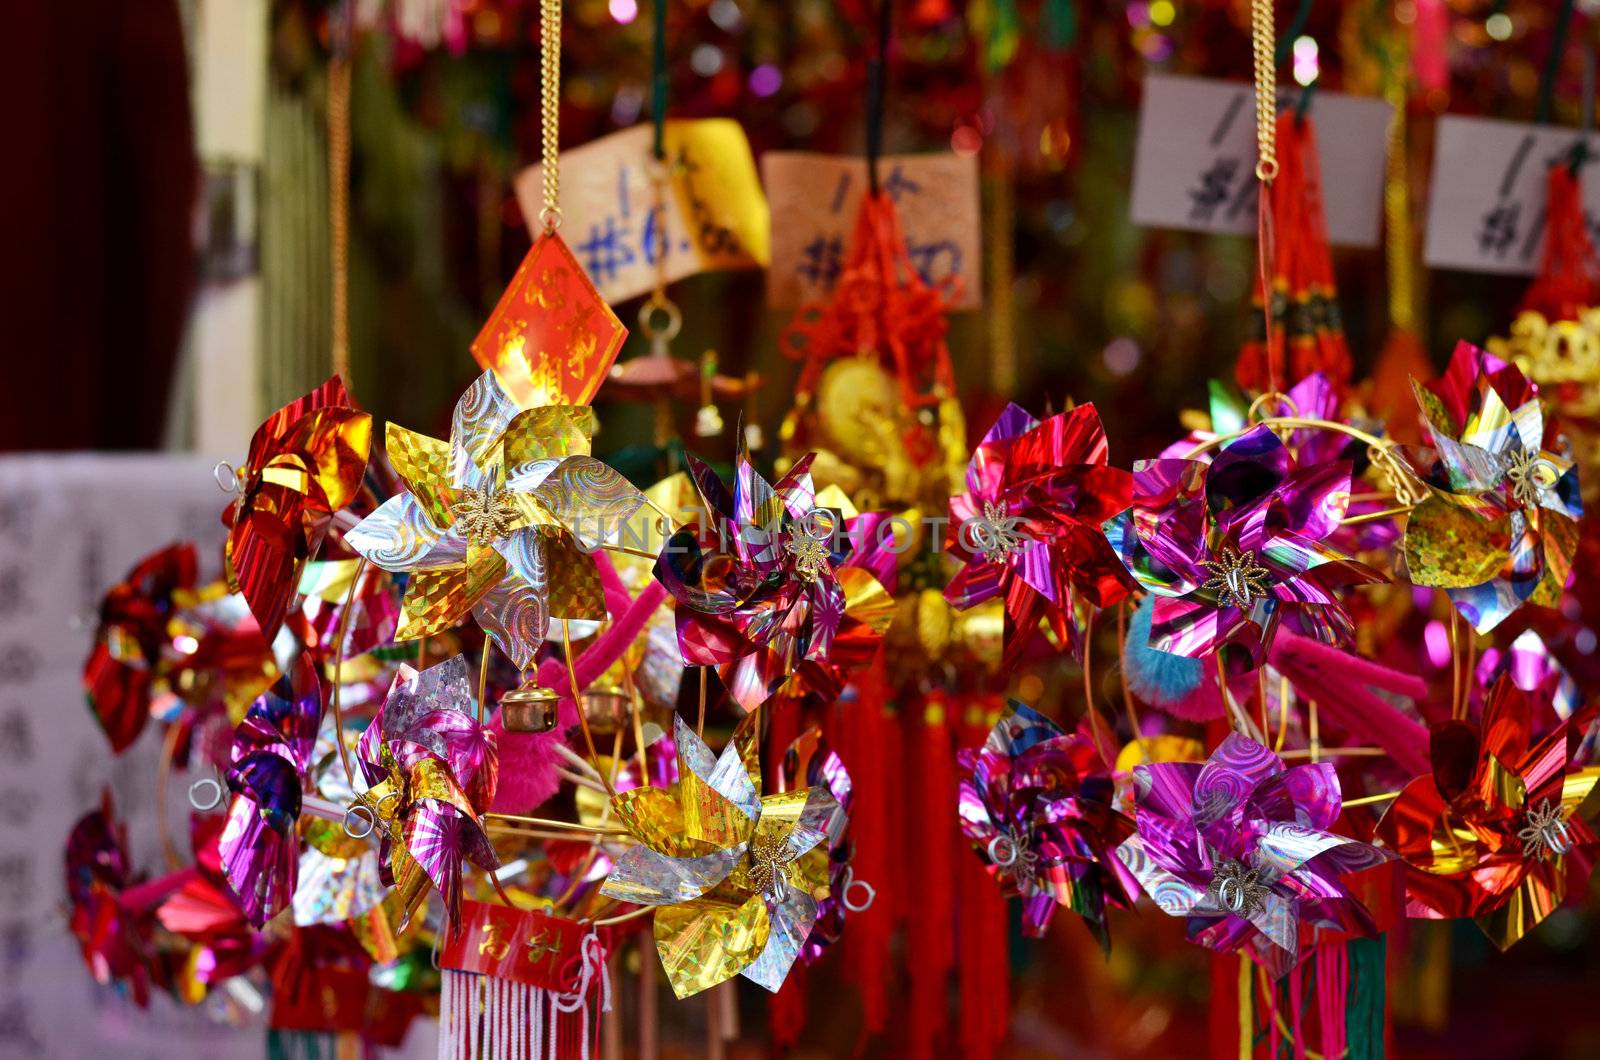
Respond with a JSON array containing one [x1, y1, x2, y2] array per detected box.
[[769, 964, 808, 1049], [1237, 113, 1352, 395], [829, 659, 897, 1041], [1522, 164, 1597, 321], [904, 693, 957, 1060], [958, 695, 1011, 1060], [1210, 953, 1241, 1060]]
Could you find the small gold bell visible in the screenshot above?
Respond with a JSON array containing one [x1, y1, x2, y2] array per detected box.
[[499, 682, 560, 733], [581, 683, 631, 736]]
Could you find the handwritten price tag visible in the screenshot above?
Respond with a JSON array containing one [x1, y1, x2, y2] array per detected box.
[[515, 118, 770, 305], [762, 151, 982, 310], [1423, 116, 1599, 275], [1130, 74, 1392, 247]]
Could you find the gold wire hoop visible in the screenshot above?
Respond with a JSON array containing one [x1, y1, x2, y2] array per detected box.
[[1246, 389, 1300, 425]]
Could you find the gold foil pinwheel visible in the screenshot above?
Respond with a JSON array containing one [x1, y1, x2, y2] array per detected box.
[[599, 715, 839, 998], [346, 369, 648, 668]]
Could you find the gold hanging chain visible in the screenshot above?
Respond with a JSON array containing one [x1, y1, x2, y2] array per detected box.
[[539, 0, 563, 230], [328, 50, 353, 380], [1250, 0, 1278, 184]]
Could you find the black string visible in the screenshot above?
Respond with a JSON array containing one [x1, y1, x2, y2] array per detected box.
[[651, 0, 668, 161], [1272, 0, 1315, 67], [866, 0, 892, 196], [1536, 0, 1575, 126]]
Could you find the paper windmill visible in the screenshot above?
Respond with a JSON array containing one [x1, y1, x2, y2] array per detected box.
[[946, 404, 1134, 670], [83, 542, 198, 753], [776, 728, 860, 965], [1104, 423, 1384, 669], [217, 651, 323, 926], [346, 369, 647, 669], [223, 376, 372, 643], [65, 792, 152, 1005], [1398, 340, 1582, 633], [1115, 732, 1389, 977], [355, 655, 501, 927], [957, 701, 1136, 949], [1374, 675, 1600, 950], [654, 450, 861, 711], [599, 715, 838, 998]]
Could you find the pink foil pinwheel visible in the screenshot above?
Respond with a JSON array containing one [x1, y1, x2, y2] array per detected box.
[[1115, 732, 1389, 977], [217, 651, 323, 926], [1104, 423, 1384, 669], [1397, 340, 1582, 633], [946, 404, 1134, 670], [957, 700, 1136, 948], [654, 450, 857, 712], [355, 654, 500, 927]]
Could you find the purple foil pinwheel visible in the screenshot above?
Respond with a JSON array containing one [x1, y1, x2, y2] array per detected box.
[[778, 728, 863, 964], [1115, 732, 1388, 977], [1104, 423, 1384, 670], [957, 701, 1136, 948], [1397, 340, 1581, 633], [946, 404, 1134, 670], [355, 654, 500, 927], [217, 651, 323, 926], [654, 450, 851, 712]]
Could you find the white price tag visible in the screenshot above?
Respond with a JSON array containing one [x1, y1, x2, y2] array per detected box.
[[1130, 74, 1392, 247], [1423, 115, 1599, 275]]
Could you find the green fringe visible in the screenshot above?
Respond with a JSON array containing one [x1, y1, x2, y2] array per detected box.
[[1345, 935, 1387, 1060], [267, 1030, 330, 1060]]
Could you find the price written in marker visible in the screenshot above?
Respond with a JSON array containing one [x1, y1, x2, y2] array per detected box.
[[1423, 115, 1600, 276], [514, 119, 770, 305], [762, 151, 982, 310], [1130, 74, 1392, 247]]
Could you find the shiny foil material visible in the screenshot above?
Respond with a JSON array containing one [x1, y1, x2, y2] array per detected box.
[[346, 369, 646, 668], [654, 450, 887, 712], [600, 715, 838, 997], [946, 403, 1134, 671], [223, 375, 373, 643], [1374, 676, 1600, 950], [1104, 423, 1384, 670], [957, 701, 1136, 949], [1398, 340, 1582, 633], [1116, 732, 1390, 978]]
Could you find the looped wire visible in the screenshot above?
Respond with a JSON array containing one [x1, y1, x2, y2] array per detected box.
[[213, 461, 241, 494], [1246, 389, 1299, 426], [841, 866, 877, 913], [187, 773, 226, 812], [638, 294, 682, 342]]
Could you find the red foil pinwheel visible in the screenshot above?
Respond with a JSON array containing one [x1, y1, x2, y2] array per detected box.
[[946, 403, 1133, 670], [655, 451, 860, 712], [1116, 733, 1389, 977], [217, 651, 323, 926], [957, 700, 1136, 948], [223, 376, 372, 643], [65, 792, 153, 1005], [83, 542, 198, 753], [1398, 340, 1582, 633], [1104, 423, 1384, 669], [355, 655, 501, 928], [1374, 675, 1600, 950]]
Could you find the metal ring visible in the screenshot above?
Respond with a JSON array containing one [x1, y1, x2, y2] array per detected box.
[[539, 206, 563, 232], [342, 802, 378, 839], [213, 460, 240, 494], [986, 834, 1019, 868], [187, 776, 225, 812], [960, 517, 1002, 556], [1547, 820, 1573, 856], [637, 296, 682, 341], [1254, 158, 1279, 183], [795, 508, 836, 541], [1246, 389, 1300, 425], [1217, 877, 1244, 913], [842, 873, 877, 914]]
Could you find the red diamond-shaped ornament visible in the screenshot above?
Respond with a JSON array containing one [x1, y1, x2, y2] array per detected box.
[[470, 231, 627, 408]]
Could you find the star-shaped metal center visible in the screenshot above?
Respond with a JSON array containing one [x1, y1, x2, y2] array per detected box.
[[784, 531, 832, 582], [1517, 798, 1573, 860], [449, 486, 519, 545], [1504, 447, 1557, 509], [1200, 545, 1272, 609], [747, 831, 796, 899], [1207, 857, 1268, 917], [976, 500, 1025, 561]]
